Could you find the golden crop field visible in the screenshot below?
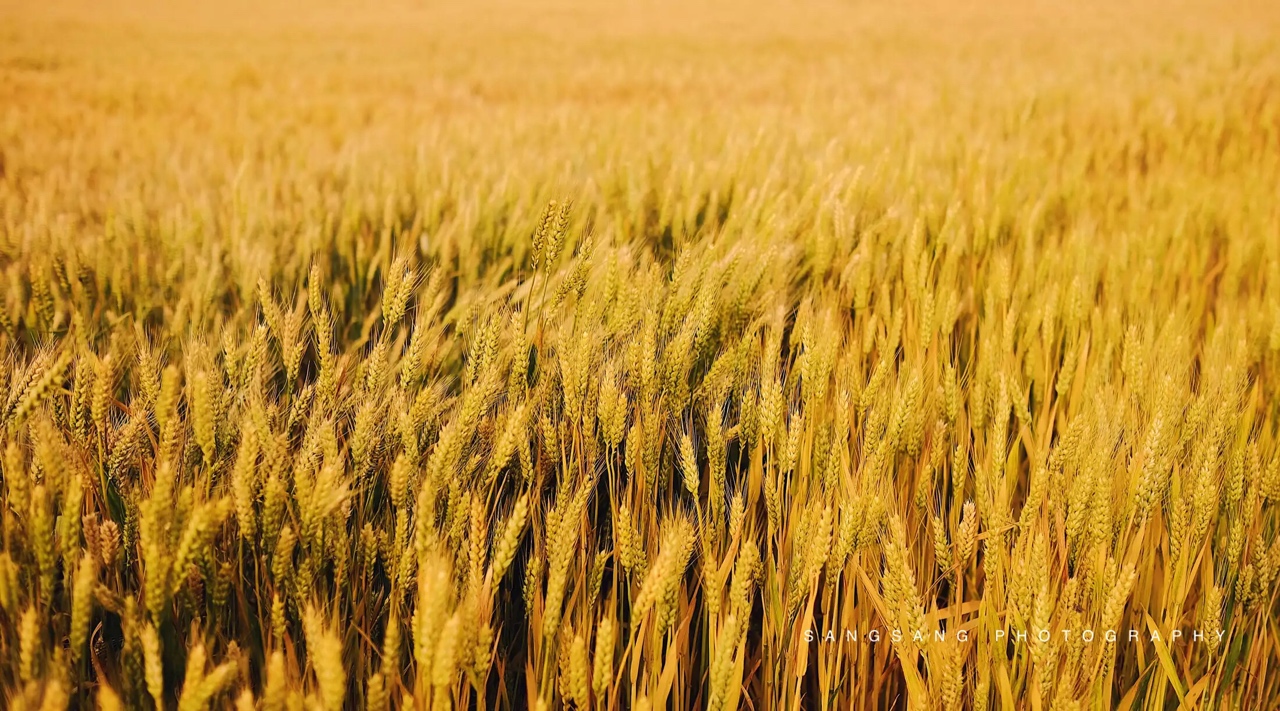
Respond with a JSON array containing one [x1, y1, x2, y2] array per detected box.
[[2, 0, 1280, 708]]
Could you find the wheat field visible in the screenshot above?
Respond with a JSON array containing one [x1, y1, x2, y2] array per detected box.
[[1, 0, 1279, 708]]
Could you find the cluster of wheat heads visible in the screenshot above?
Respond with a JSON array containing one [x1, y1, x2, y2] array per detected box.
[[4, 0, 1280, 709], [3, 189, 1280, 710]]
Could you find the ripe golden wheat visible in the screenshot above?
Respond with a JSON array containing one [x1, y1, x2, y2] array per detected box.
[[1, 0, 1279, 708]]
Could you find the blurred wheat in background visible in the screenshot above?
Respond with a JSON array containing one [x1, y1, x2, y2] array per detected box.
[[1, 0, 1279, 708]]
